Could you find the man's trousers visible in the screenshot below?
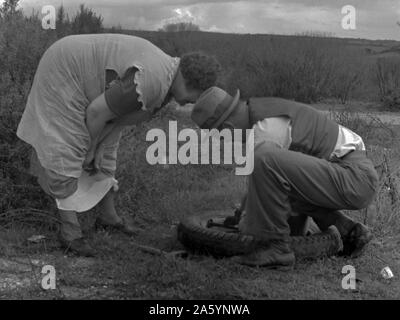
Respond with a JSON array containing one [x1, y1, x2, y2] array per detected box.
[[241, 142, 379, 240]]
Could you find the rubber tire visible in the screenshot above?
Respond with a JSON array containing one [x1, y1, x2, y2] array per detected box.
[[177, 211, 343, 259]]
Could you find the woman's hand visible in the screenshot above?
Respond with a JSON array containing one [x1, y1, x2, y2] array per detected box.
[[83, 147, 96, 172], [93, 144, 106, 171], [83, 144, 106, 173]]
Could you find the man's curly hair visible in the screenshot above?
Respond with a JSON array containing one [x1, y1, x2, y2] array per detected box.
[[180, 52, 221, 91]]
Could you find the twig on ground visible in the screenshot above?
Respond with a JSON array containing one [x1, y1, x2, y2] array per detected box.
[[0, 208, 60, 225], [383, 151, 399, 205], [129, 240, 188, 259]]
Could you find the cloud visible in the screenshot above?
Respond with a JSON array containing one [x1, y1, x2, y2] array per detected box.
[[19, 0, 400, 40]]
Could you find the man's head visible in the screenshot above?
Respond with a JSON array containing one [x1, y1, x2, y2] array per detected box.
[[172, 52, 221, 105], [191, 86, 249, 131]]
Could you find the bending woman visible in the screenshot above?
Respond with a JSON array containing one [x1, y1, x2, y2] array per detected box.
[[17, 33, 221, 256]]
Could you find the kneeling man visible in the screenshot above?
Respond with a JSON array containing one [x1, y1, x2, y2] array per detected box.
[[191, 87, 379, 268]]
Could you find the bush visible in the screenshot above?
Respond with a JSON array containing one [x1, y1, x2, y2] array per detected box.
[[330, 57, 364, 104], [0, 2, 57, 216], [160, 22, 201, 32], [329, 108, 396, 148], [70, 4, 104, 35], [375, 57, 400, 110], [55, 5, 71, 38], [226, 36, 363, 103]]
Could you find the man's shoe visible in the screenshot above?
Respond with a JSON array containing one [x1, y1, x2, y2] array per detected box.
[[232, 240, 295, 269], [95, 217, 139, 237], [341, 222, 373, 258], [59, 237, 96, 257]]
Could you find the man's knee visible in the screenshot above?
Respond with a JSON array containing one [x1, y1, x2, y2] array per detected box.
[[253, 141, 282, 173], [345, 178, 378, 210], [348, 194, 375, 211]]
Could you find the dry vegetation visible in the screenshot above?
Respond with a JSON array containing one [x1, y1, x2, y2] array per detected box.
[[1, 1, 400, 299]]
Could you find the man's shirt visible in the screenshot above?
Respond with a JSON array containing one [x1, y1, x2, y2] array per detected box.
[[253, 117, 365, 159]]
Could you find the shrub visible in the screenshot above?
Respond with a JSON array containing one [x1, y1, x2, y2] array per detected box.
[[55, 5, 71, 38], [375, 57, 400, 110], [160, 22, 201, 32], [0, 2, 57, 217], [330, 58, 364, 104], [329, 108, 396, 148], [225, 36, 365, 103], [70, 4, 104, 35]]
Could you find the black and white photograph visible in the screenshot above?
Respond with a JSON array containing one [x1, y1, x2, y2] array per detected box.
[[0, 0, 400, 306]]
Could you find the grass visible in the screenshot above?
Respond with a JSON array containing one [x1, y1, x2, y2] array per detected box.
[[1, 101, 400, 300]]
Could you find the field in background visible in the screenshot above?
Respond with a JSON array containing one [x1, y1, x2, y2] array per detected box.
[[1, 5, 400, 299]]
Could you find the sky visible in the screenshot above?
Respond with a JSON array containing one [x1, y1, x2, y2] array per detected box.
[[14, 0, 400, 40]]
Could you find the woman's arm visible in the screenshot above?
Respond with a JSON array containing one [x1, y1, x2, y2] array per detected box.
[[84, 93, 117, 168], [97, 121, 121, 145], [86, 93, 117, 146], [84, 66, 151, 170], [96, 109, 152, 147], [85, 108, 152, 172], [86, 110, 151, 172]]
